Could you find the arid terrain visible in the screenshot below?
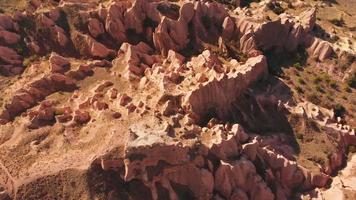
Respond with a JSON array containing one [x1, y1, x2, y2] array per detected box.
[[0, 0, 355, 199]]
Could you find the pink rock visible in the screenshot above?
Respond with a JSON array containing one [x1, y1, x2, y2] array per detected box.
[[119, 93, 132, 106], [298, 7, 316, 32], [215, 159, 274, 200], [307, 37, 333, 61]]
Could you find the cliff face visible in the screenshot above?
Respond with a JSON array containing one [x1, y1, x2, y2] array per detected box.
[[0, 0, 355, 200]]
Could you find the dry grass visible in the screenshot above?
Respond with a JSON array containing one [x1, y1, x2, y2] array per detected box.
[[0, 0, 28, 13]]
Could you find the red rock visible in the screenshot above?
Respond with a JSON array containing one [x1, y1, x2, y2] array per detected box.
[[72, 31, 115, 58], [73, 110, 91, 124], [0, 14, 18, 31], [49, 52, 70, 73], [119, 93, 132, 106], [94, 101, 108, 110], [112, 112, 122, 119], [0, 46, 22, 65], [88, 18, 104, 38], [222, 17, 236, 41], [0, 30, 21, 45], [105, 1, 129, 44], [307, 37, 333, 61], [119, 42, 158, 76]]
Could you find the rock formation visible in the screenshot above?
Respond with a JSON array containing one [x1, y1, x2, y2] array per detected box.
[[0, 0, 354, 200]]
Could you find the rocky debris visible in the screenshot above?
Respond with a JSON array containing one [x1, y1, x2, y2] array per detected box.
[[73, 110, 91, 124], [72, 31, 115, 58], [119, 93, 132, 107], [0, 73, 76, 123], [118, 42, 160, 76], [190, 50, 224, 73], [28, 101, 56, 128], [49, 52, 70, 73]]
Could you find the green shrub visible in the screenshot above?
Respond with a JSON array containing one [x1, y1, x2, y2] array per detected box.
[[293, 62, 303, 70], [346, 72, 356, 88], [306, 93, 320, 104], [333, 103, 346, 117], [23, 55, 38, 67], [297, 78, 305, 85], [315, 85, 325, 93], [296, 86, 304, 94]]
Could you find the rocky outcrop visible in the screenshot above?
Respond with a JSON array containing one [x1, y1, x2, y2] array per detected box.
[[0, 46, 23, 75], [118, 42, 160, 76], [49, 52, 70, 73], [72, 31, 115, 58], [306, 37, 333, 61], [184, 54, 268, 123], [215, 159, 274, 200]]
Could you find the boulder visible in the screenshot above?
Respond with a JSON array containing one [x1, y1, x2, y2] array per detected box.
[[49, 52, 70, 73], [298, 7, 316, 32], [0, 30, 21, 45], [88, 18, 104, 38], [105, 1, 130, 44], [0, 46, 22, 65], [307, 37, 333, 61]]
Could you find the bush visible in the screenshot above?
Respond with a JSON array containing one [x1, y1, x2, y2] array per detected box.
[[306, 93, 321, 104], [297, 78, 305, 85], [333, 103, 346, 117], [329, 17, 345, 27], [23, 55, 38, 67], [329, 81, 338, 90], [315, 85, 325, 93], [296, 133, 304, 140], [293, 62, 303, 70], [346, 72, 356, 88], [296, 86, 304, 94]]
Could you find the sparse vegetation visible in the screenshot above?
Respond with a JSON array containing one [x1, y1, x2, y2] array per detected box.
[[23, 55, 39, 67], [329, 17, 345, 27], [346, 72, 356, 89]]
